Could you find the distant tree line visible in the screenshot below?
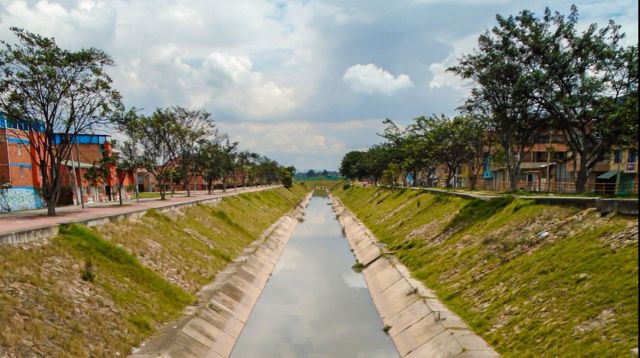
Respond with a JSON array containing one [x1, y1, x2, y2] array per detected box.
[[0, 27, 294, 215], [294, 169, 340, 180], [340, 6, 637, 193]]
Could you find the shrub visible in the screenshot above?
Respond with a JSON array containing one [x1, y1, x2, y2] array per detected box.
[[81, 257, 96, 282]]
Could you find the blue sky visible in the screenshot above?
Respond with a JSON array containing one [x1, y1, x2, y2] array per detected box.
[[1, 0, 637, 170]]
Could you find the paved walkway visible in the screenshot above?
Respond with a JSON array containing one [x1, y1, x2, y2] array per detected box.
[[0, 186, 279, 236]]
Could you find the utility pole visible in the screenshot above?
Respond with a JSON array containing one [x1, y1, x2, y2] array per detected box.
[[546, 131, 552, 192], [74, 132, 85, 209], [132, 138, 140, 202], [614, 149, 622, 196], [68, 134, 80, 207]]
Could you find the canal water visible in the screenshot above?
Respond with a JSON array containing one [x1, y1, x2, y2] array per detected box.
[[231, 192, 397, 358]]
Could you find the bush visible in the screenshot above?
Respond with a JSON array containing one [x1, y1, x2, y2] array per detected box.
[[81, 257, 96, 282], [343, 183, 351, 190]]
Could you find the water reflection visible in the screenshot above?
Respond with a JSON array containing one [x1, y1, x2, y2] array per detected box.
[[231, 195, 397, 358]]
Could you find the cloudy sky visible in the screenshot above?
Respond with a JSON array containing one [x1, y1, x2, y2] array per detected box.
[[1, 0, 637, 170]]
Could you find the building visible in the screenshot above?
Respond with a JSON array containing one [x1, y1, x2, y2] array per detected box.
[[0, 114, 42, 211], [597, 147, 638, 195], [0, 112, 124, 212]]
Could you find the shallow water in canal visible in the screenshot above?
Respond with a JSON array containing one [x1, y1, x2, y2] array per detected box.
[[231, 192, 397, 358]]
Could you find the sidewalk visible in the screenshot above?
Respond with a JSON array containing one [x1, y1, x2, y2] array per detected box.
[[0, 186, 279, 237]]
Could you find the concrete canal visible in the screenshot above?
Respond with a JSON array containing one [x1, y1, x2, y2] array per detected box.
[[231, 192, 398, 357]]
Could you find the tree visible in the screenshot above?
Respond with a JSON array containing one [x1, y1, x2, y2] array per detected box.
[[368, 144, 398, 185], [255, 156, 280, 185], [417, 115, 478, 188], [0, 28, 122, 215], [83, 160, 107, 197], [405, 116, 439, 186], [134, 109, 180, 200], [219, 139, 238, 191], [381, 163, 402, 187], [281, 167, 294, 189], [235, 150, 259, 189], [340, 151, 366, 180], [200, 140, 222, 194], [463, 114, 492, 190], [111, 140, 140, 206], [380, 119, 409, 185], [448, 17, 548, 191], [506, 7, 638, 192], [171, 107, 215, 196]]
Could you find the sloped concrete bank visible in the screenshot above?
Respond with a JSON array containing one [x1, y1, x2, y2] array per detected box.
[[129, 192, 312, 358], [330, 194, 499, 358]]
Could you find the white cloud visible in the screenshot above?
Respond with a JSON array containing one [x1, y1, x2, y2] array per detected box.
[[0, 0, 117, 48], [342, 64, 414, 96], [221, 121, 346, 156], [200, 52, 297, 118], [428, 34, 478, 90]]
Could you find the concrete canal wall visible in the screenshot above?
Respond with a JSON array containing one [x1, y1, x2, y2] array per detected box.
[[330, 194, 499, 358], [129, 192, 312, 358]]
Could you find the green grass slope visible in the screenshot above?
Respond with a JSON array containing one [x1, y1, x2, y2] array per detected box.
[[334, 186, 638, 357], [0, 185, 307, 357]]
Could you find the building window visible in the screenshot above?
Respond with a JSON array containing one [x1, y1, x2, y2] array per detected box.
[[16, 145, 22, 156], [19, 167, 25, 178], [613, 149, 622, 164], [535, 152, 548, 162], [627, 150, 637, 171]]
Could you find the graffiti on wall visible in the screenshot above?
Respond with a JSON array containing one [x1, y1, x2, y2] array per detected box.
[[0, 188, 42, 212]]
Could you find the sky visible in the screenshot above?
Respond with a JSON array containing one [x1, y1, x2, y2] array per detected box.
[[0, 0, 637, 170]]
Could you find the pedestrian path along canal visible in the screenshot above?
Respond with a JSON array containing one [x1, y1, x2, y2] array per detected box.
[[231, 192, 398, 357]]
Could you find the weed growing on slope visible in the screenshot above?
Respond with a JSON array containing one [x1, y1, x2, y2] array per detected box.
[[57, 224, 194, 311], [445, 196, 514, 232], [351, 261, 365, 272]]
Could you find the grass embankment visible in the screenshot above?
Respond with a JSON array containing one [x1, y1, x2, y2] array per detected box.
[[334, 185, 638, 357], [0, 185, 307, 357]]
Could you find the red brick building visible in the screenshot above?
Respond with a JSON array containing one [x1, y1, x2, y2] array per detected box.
[[0, 113, 133, 212]]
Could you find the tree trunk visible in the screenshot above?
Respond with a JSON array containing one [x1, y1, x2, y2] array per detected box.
[[184, 178, 191, 197], [46, 197, 56, 216], [46, 170, 62, 216], [159, 179, 166, 200], [446, 173, 454, 188], [575, 161, 589, 194], [207, 180, 213, 194], [222, 178, 227, 192], [509, 168, 519, 192], [118, 186, 123, 206]]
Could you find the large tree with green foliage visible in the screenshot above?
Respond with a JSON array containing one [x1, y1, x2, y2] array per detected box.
[[340, 150, 367, 180], [0, 28, 123, 215], [448, 16, 548, 191], [507, 7, 638, 192]]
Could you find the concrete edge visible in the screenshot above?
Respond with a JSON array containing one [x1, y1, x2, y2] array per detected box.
[[128, 192, 313, 358], [330, 193, 500, 358]]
